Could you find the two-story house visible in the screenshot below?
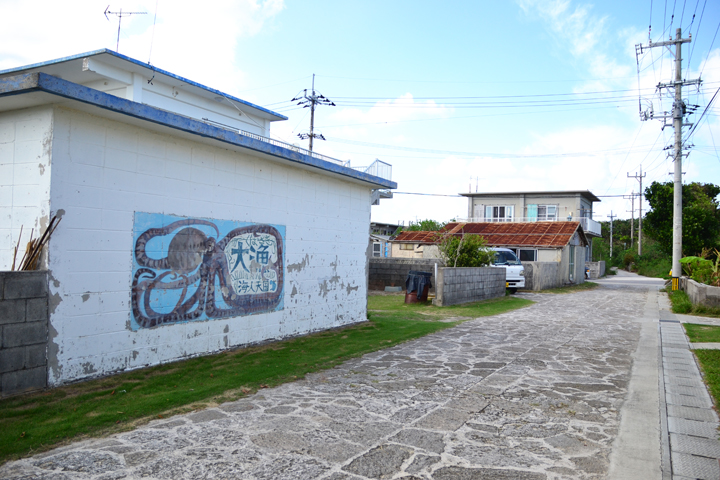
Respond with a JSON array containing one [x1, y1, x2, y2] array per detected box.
[[460, 190, 601, 260]]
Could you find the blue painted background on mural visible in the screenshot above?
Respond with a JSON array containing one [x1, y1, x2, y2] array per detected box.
[[130, 212, 285, 331]]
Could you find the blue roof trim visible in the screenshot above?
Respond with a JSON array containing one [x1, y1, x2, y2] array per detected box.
[[0, 73, 396, 190], [0, 49, 288, 121]]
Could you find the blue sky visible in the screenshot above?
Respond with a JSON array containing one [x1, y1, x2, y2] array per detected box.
[[2, 0, 719, 225]]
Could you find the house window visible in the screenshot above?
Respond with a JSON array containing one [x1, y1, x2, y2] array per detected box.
[[528, 204, 557, 221], [373, 243, 381, 257], [399, 244, 414, 250], [518, 249, 537, 261], [485, 205, 514, 222]]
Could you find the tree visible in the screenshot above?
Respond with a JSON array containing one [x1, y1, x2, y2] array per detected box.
[[438, 233, 494, 268], [405, 219, 446, 232], [644, 181, 720, 256]]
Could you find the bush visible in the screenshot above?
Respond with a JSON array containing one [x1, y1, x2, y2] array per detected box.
[[669, 289, 694, 314], [623, 252, 636, 270], [680, 252, 720, 286], [438, 234, 494, 268]]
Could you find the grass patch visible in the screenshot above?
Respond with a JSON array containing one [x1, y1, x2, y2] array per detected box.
[[668, 290, 720, 317], [368, 294, 533, 320], [684, 323, 720, 342], [533, 282, 600, 294], [691, 350, 720, 409], [0, 294, 531, 464]]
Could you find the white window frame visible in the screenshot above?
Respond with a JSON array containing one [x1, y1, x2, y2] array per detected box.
[[485, 205, 514, 222], [373, 242, 382, 257], [537, 205, 557, 221]]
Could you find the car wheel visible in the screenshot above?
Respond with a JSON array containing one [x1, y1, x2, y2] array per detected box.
[[508, 288, 518, 294]]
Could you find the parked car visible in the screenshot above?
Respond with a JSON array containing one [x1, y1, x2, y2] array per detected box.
[[490, 248, 525, 294]]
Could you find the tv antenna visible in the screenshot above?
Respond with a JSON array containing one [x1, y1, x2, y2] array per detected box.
[[104, 5, 147, 52]]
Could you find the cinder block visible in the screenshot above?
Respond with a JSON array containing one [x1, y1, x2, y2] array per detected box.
[[0, 299, 25, 325], [4, 272, 47, 300], [2, 321, 47, 348], [0, 347, 25, 373], [0, 273, 5, 300], [25, 343, 47, 369], [1, 366, 46, 396], [25, 298, 48, 322]]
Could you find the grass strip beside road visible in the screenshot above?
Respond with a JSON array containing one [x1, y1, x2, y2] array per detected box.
[[691, 349, 720, 410], [534, 281, 600, 294], [669, 290, 720, 317], [0, 294, 532, 464], [683, 324, 720, 408], [684, 323, 720, 343]]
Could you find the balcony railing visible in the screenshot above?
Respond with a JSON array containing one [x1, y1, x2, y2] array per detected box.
[[457, 216, 602, 236], [202, 119, 393, 183]]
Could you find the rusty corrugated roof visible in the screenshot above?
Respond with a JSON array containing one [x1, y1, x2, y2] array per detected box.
[[392, 222, 586, 248]]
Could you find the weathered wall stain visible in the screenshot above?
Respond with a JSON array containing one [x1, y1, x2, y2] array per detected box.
[[131, 212, 285, 330], [81, 293, 90, 302], [287, 254, 309, 273]]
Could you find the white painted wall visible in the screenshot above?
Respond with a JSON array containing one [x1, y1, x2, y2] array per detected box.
[[0, 107, 54, 270], [42, 106, 370, 385]]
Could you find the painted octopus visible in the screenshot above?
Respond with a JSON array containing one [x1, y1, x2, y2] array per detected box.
[[131, 219, 283, 328]]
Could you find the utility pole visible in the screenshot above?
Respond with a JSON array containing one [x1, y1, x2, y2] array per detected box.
[[628, 166, 646, 255], [607, 211, 616, 259], [624, 192, 636, 247], [637, 28, 701, 290], [293, 74, 335, 153]]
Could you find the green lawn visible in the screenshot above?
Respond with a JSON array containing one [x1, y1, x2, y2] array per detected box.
[[534, 281, 600, 294], [684, 323, 720, 343], [683, 323, 720, 409], [0, 294, 532, 464], [691, 350, 720, 410]]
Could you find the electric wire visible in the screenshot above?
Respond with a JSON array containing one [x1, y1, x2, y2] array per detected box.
[[687, 0, 708, 78], [699, 21, 720, 79]]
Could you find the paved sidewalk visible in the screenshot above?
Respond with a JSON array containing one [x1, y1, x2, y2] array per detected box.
[[0, 277, 710, 479], [658, 297, 720, 480]]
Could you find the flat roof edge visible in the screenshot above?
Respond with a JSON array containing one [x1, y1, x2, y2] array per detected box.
[[0, 73, 395, 189], [460, 190, 601, 202], [0, 49, 288, 121]]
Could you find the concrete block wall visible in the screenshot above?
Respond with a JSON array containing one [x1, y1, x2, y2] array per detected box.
[[369, 258, 441, 292], [0, 107, 54, 270], [586, 261, 605, 279], [683, 278, 720, 308], [522, 262, 562, 291], [31, 106, 371, 386], [0, 271, 48, 397], [434, 267, 505, 307]]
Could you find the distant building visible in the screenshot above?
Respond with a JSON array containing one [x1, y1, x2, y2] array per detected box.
[[391, 221, 589, 286]]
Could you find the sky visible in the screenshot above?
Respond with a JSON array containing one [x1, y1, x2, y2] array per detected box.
[[2, 0, 719, 226]]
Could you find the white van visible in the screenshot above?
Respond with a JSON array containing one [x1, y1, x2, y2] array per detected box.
[[490, 248, 525, 294]]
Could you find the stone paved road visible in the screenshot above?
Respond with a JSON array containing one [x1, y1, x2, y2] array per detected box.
[[1, 284, 655, 479]]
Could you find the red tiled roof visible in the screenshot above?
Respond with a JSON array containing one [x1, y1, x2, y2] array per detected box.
[[392, 222, 586, 248]]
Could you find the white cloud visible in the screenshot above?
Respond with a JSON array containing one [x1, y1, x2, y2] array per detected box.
[[0, 0, 284, 95]]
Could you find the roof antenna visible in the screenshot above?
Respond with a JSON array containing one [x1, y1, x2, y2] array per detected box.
[[104, 5, 147, 52]]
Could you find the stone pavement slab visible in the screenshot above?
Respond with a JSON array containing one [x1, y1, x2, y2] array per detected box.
[[0, 283, 661, 479]]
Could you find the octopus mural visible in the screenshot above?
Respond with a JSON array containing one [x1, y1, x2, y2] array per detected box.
[[130, 213, 284, 330]]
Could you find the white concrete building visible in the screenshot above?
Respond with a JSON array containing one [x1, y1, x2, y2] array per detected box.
[[0, 50, 395, 386]]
